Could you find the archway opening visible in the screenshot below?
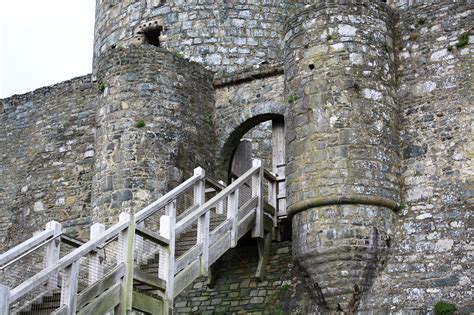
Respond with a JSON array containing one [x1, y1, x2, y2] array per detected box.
[[222, 114, 286, 219]]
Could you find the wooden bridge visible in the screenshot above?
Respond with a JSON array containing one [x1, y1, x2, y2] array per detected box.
[[0, 159, 285, 314]]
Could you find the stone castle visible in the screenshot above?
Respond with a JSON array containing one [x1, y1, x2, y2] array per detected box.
[[0, 0, 472, 313]]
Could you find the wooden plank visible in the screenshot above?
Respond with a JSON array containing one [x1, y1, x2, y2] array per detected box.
[[238, 210, 256, 239], [205, 177, 226, 192], [88, 223, 105, 286], [209, 220, 232, 245], [251, 159, 264, 238], [44, 221, 62, 290], [228, 189, 239, 248], [194, 167, 209, 276], [256, 232, 272, 281], [10, 218, 129, 303], [135, 225, 170, 247], [77, 282, 121, 315], [175, 243, 203, 274], [159, 201, 176, 308], [118, 212, 135, 314], [60, 260, 80, 315], [51, 305, 68, 315], [231, 139, 253, 178], [61, 234, 100, 255], [0, 229, 54, 266], [0, 284, 9, 315], [263, 169, 278, 182], [173, 258, 200, 298], [134, 268, 166, 291], [135, 173, 204, 223], [60, 234, 84, 248], [208, 231, 231, 266], [77, 263, 125, 310], [272, 120, 287, 217], [176, 165, 259, 234], [237, 197, 258, 221], [132, 290, 163, 315]]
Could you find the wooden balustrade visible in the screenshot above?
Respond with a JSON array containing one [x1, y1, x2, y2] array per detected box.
[[0, 160, 283, 314]]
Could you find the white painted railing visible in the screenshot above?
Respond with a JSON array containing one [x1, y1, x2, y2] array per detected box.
[[0, 159, 280, 315]]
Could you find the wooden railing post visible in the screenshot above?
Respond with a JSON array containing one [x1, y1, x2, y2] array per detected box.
[[227, 189, 239, 248], [272, 119, 287, 216], [251, 159, 264, 238], [60, 261, 80, 315], [0, 284, 9, 314], [216, 180, 226, 214], [194, 167, 209, 275], [135, 221, 145, 265], [160, 201, 176, 315], [88, 223, 105, 285], [44, 220, 61, 290], [117, 212, 135, 315]]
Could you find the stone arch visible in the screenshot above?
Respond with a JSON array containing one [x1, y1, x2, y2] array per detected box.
[[218, 102, 286, 177]]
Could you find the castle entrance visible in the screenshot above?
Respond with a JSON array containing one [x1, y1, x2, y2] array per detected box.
[[228, 117, 286, 218]]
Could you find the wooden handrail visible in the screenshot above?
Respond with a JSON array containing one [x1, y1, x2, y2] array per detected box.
[[0, 229, 55, 268], [175, 165, 260, 235], [10, 219, 129, 303], [3, 161, 281, 314]]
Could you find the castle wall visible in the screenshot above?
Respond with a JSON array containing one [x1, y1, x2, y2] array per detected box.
[[284, 3, 400, 311], [93, 0, 291, 75], [174, 240, 320, 314], [92, 45, 216, 223], [360, 2, 473, 313], [0, 76, 98, 248]]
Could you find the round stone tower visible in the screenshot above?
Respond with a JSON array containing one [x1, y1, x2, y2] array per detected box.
[[93, 0, 291, 75], [284, 3, 400, 311], [92, 45, 216, 224]]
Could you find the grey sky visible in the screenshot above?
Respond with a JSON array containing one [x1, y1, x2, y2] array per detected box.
[[0, 1, 95, 98]]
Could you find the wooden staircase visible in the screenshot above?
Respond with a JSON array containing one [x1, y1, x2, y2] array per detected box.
[[0, 159, 284, 315]]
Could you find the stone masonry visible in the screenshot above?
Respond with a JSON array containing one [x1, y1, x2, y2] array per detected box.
[[0, 0, 472, 313]]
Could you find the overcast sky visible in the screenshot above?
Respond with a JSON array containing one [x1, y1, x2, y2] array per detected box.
[[0, 1, 95, 98]]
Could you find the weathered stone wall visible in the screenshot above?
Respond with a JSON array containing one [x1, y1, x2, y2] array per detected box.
[[0, 76, 98, 248], [93, 45, 216, 224], [285, 3, 400, 311], [174, 240, 320, 314], [360, 2, 473, 313], [0, 2, 471, 313], [93, 0, 293, 75]]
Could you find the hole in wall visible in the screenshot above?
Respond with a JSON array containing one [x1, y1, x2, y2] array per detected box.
[[143, 26, 162, 47], [308, 64, 315, 70]]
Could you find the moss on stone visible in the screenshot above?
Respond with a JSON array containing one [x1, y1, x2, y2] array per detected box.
[[135, 120, 145, 128], [455, 32, 470, 49], [97, 81, 106, 92], [434, 301, 456, 315]]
